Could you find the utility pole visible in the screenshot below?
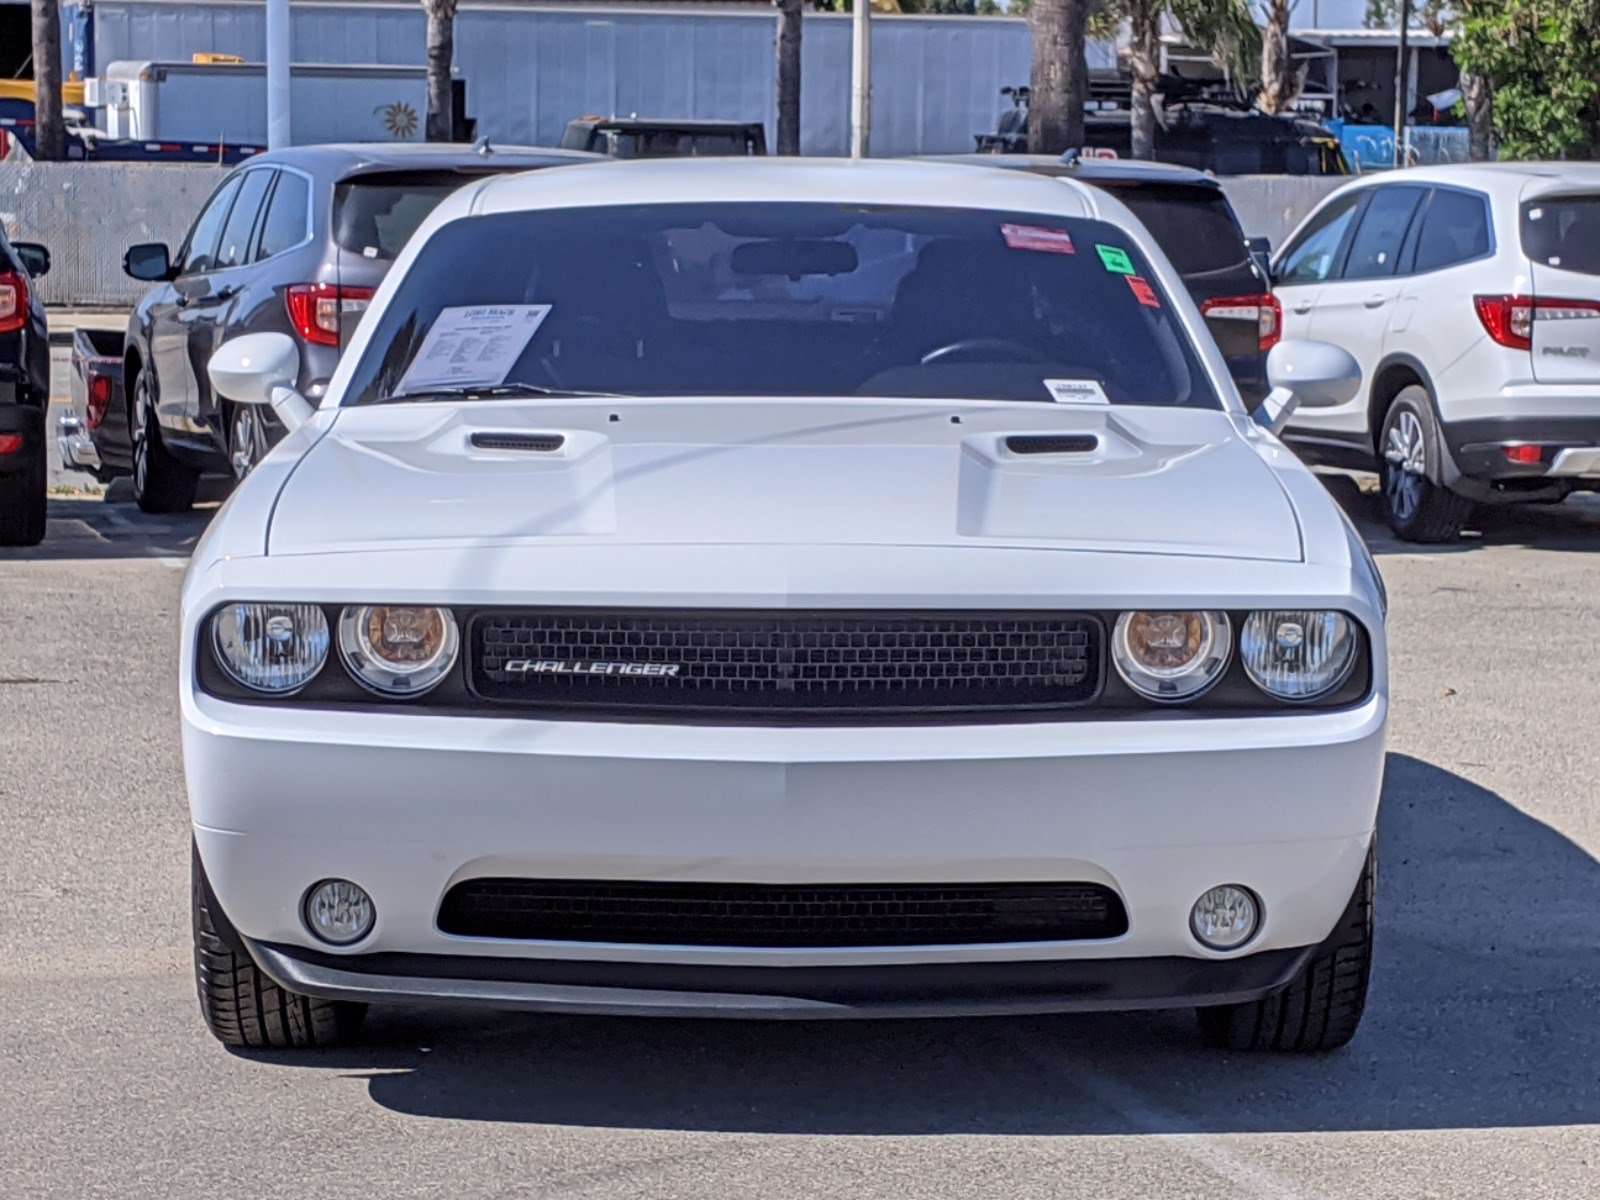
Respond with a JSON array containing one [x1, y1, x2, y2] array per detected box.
[[850, 0, 871, 157], [1392, 0, 1410, 169], [266, 0, 291, 150]]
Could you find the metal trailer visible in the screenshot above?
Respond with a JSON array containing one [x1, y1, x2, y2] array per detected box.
[[95, 60, 429, 146], [64, 2, 1116, 157]]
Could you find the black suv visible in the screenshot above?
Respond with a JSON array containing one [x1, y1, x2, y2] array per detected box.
[[1, 230, 51, 546], [560, 117, 766, 158], [118, 142, 597, 512], [931, 155, 1278, 404]]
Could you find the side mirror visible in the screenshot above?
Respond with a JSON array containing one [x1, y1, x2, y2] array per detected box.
[[12, 242, 50, 278], [1246, 236, 1272, 280], [208, 333, 315, 432], [1256, 339, 1361, 436], [123, 242, 174, 282]]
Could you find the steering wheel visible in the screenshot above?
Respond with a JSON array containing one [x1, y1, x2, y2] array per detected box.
[[919, 338, 1047, 366]]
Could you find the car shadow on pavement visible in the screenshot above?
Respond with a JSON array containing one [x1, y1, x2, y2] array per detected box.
[[1322, 472, 1600, 556], [251, 753, 1600, 1136], [0, 494, 213, 562]]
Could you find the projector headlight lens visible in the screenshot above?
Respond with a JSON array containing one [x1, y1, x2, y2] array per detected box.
[[1240, 610, 1359, 701], [339, 605, 459, 697], [1111, 611, 1232, 702], [211, 602, 330, 694]]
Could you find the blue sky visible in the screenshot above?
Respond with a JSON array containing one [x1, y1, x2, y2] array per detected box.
[[1284, 0, 1374, 29]]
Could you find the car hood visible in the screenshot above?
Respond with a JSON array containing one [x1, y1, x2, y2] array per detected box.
[[265, 398, 1303, 563]]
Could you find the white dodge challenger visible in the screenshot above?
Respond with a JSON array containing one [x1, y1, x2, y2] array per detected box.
[[184, 160, 1386, 1053]]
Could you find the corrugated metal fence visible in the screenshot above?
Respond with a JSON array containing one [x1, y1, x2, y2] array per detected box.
[[71, 2, 1104, 157]]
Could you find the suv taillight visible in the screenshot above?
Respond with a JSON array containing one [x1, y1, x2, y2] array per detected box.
[[285, 283, 375, 348], [1200, 294, 1282, 353], [1475, 294, 1600, 351], [0, 271, 28, 335]]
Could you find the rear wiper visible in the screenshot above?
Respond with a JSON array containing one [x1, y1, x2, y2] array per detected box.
[[381, 383, 635, 403]]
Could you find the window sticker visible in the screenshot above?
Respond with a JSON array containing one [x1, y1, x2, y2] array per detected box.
[[1001, 224, 1076, 254], [1126, 276, 1161, 308], [395, 304, 552, 394], [1096, 244, 1136, 275], [1044, 378, 1110, 405]]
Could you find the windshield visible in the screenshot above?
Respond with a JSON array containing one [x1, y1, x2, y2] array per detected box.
[[343, 203, 1220, 409]]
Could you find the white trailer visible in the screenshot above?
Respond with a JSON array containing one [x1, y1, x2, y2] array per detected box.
[[91, 61, 429, 147]]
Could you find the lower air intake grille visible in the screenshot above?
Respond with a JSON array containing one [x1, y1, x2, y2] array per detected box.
[[469, 610, 1103, 720], [437, 879, 1129, 947]]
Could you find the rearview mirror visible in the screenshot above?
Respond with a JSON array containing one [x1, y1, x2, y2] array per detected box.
[[123, 242, 174, 282], [731, 239, 859, 279], [208, 333, 315, 432], [12, 242, 50, 278], [1256, 339, 1361, 436], [1246, 236, 1272, 280]]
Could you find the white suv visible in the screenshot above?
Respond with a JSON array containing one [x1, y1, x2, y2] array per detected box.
[[1273, 164, 1600, 542]]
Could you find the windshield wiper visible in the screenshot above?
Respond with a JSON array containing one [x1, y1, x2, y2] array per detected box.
[[381, 383, 635, 403]]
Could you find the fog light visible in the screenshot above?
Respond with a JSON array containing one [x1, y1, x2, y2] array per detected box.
[[1190, 885, 1259, 950], [303, 879, 375, 945]]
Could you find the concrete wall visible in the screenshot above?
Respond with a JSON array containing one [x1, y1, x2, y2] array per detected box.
[[1219, 174, 1349, 249], [4, 160, 1352, 307], [1, 160, 227, 305]]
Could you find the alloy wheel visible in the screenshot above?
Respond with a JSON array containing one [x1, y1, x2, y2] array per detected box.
[[1383, 409, 1426, 524], [131, 379, 150, 500], [230, 405, 259, 480]]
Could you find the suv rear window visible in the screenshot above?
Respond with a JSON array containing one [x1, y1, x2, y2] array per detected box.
[[333, 171, 480, 261], [1522, 196, 1600, 276], [344, 202, 1219, 410], [1100, 185, 1250, 277]]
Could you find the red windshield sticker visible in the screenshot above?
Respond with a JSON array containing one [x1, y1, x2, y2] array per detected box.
[[1126, 276, 1161, 308], [1002, 224, 1076, 255]]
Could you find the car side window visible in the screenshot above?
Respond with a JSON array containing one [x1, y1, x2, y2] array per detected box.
[[1341, 186, 1426, 280], [214, 170, 276, 271], [1412, 189, 1492, 273], [255, 171, 311, 261], [178, 174, 245, 276], [1276, 193, 1363, 285]]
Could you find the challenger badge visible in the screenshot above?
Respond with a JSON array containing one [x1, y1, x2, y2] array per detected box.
[[503, 659, 683, 677]]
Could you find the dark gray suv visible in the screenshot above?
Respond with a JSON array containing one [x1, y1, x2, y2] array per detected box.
[[119, 142, 598, 512]]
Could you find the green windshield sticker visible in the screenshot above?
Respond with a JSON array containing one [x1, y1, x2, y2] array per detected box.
[[1096, 245, 1136, 275]]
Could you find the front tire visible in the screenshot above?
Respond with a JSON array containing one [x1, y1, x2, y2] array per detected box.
[[192, 845, 366, 1049], [1196, 845, 1374, 1053], [0, 422, 47, 547], [1378, 388, 1473, 543], [130, 370, 199, 514]]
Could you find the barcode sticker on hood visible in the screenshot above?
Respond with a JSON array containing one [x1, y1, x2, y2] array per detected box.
[[1044, 379, 1109, 405]]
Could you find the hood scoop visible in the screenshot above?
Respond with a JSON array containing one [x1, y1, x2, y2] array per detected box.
[[1004, 434, 1100, 455], [469, 431, 566, 453]]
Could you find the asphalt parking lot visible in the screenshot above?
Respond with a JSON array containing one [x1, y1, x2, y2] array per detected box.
[[4, 431, 1599, 1194]]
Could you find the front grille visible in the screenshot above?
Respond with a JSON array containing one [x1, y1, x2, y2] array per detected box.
[[437, 879, 1129, 947], [469, 610, 1103, 719]]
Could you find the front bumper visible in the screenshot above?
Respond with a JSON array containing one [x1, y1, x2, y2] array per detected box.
[[247, 938, 1319, 1019], [187, 691, 1385, 1015]]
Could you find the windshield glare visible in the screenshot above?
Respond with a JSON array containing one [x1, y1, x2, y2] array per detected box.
[[344, 203, 1219, 409]]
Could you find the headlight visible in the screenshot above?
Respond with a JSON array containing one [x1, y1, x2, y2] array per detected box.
[[1240, 610, 1358, 701], [211, 603, 330, 694], [339, 605, 459, 696], [1111, 611, 1231, 702]]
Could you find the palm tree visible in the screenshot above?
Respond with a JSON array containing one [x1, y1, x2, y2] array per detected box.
[[31, 0, 65, 161], [1257, 0, 1297, 115], [1029, 0, 1092, 153], [422, 0, 459, 141], [775, 0, 804, 154]]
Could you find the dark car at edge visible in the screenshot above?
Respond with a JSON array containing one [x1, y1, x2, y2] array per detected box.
[[1, 230, 51, 546]]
